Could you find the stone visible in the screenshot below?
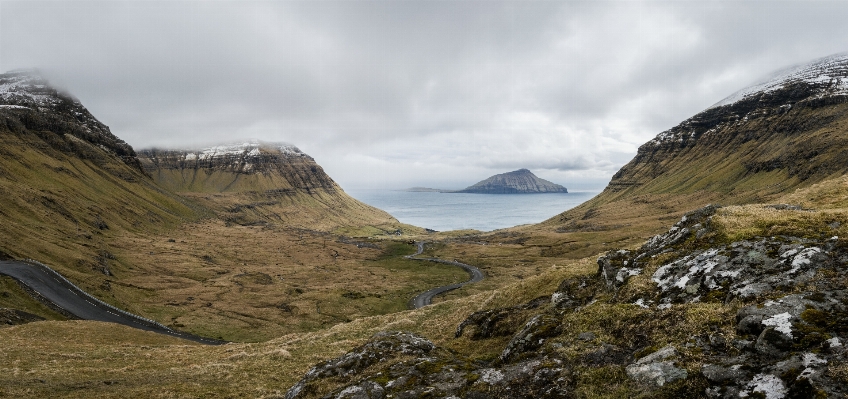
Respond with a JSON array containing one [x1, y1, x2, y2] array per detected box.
[[701, 364, 748, 383], [500, 314, 562, 363], [577, 332, 596, 341], [626, 361, 688, 387], [626, 345, 688, 387], [285, 331, 435, 399]]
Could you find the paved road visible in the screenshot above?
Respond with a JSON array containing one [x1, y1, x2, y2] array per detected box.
[[405, 242, 485, 309], [0, 260, 224, 345]]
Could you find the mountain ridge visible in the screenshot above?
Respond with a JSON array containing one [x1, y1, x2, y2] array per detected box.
[[0, 70, 143, 173], [537, 51, 848, 241]]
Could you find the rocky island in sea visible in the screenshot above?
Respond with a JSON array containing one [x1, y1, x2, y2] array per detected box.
[[455, 168, 567, 194]]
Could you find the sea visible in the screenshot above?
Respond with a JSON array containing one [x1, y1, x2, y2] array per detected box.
[[346, 189, 599, 232]]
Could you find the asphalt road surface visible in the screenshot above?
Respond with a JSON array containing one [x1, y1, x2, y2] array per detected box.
[[0, 260, 223, 345], [405, 242, 485, 309]]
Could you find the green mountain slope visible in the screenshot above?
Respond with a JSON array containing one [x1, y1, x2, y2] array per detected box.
[[137, 143, 408, 235], [537, 53, 848, 243]]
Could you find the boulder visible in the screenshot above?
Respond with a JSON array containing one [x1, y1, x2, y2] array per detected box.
[[625, 345, 688, 387]]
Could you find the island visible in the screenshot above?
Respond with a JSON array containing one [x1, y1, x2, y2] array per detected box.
[[454, 168, 567, 194]]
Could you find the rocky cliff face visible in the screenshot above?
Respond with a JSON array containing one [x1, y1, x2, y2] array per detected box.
[[457, 169, 567, 194], [138, 142, 340, 194], [606, 53, 848, 198], [138, 141, 402, 231], [0, 70, 142, 172]]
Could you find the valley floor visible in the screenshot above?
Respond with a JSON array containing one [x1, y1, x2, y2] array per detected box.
[[4, 176, 848, 398]]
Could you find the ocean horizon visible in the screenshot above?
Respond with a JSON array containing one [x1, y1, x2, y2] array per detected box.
[[346, 189, 599, 232]]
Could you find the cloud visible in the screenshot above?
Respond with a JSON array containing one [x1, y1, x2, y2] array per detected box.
[[2, 1, 848, 189]]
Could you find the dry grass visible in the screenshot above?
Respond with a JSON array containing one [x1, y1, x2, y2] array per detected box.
[[0, 276, 67, 321], [0, 253, 602, 398], [714, 204, 848, 242], [96, 221, 468, 342]]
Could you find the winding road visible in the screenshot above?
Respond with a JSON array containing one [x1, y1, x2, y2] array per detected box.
[[0, 241, 480, 341], [0, 260, 224, 345], [405, 241, 485, 309]]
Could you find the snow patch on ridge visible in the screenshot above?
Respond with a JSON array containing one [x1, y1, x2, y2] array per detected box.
[[183, 141, 306, 162], [711, 52, 848, 109]]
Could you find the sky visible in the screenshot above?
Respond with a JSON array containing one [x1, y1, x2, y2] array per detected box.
[[1, 1, 847, 190]]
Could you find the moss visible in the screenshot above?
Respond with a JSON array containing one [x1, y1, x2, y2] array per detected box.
[[573, 366, 632, 398], [646, 373, 709, 399], [800, 308, 829, 327], [703, 290, 727, 303]]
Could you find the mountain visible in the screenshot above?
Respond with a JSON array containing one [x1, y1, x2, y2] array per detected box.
[[539, 52, 848, 243], [0, 70, 201, 313], [606, 52, 848, 201], [0, 71, 414, 343], [137, 142, 404, 233], [138, 142, 333, 194], [0, 70, 144, 173], [455, 169, 567, 194]]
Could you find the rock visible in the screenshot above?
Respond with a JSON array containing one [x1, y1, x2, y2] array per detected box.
[[577, 332, 596, 341], [625, 345, 688, 387], [0, 308, 45, 326], [284, 331, 435, 399], [626, 362, 688, 387], [701, 363, 749, 383], [552, 276, 598, 308], [651, 238, 830, 304], [581, 344, 629, 366], [332, 381, 385, 399], [639, 205, 718, 256], [743, 373, 788, 399], [469, 358, 573, 399], [635, 345, 677, 364], [736, 294, 812, 338], [500, 314, 562, 363], [455, 297, 549, 340], [597, 249, 635, 290]]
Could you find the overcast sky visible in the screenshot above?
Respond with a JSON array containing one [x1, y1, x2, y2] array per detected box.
[[1, 1, 847, 190]]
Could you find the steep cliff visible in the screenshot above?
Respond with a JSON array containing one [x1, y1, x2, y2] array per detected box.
[[137, 142, 404, 233], [456, 169, 567, 194], [138, 142, 339, 194]]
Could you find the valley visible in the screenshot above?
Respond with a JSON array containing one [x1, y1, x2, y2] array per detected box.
[[2, 52, 848, 398]]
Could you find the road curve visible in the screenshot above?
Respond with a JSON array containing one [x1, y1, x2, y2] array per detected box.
[[0, 260, 224, 345], [405, 242, 485, 309]]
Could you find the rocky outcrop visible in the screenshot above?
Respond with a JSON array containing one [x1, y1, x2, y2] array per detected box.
[[287, 204, 848, 398], [285, 331, 574, 399], [137, 142, 340, 193], [598, 205, 848, 397], [455, 169, 567, 194], [0, 70, 143, 172]]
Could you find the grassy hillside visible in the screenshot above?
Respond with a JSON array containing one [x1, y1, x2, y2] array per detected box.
[[0, 108, 201, 279], [0, 109, 448, 341], [139, 145, 414, 235], [5, 174, 848, 397]]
